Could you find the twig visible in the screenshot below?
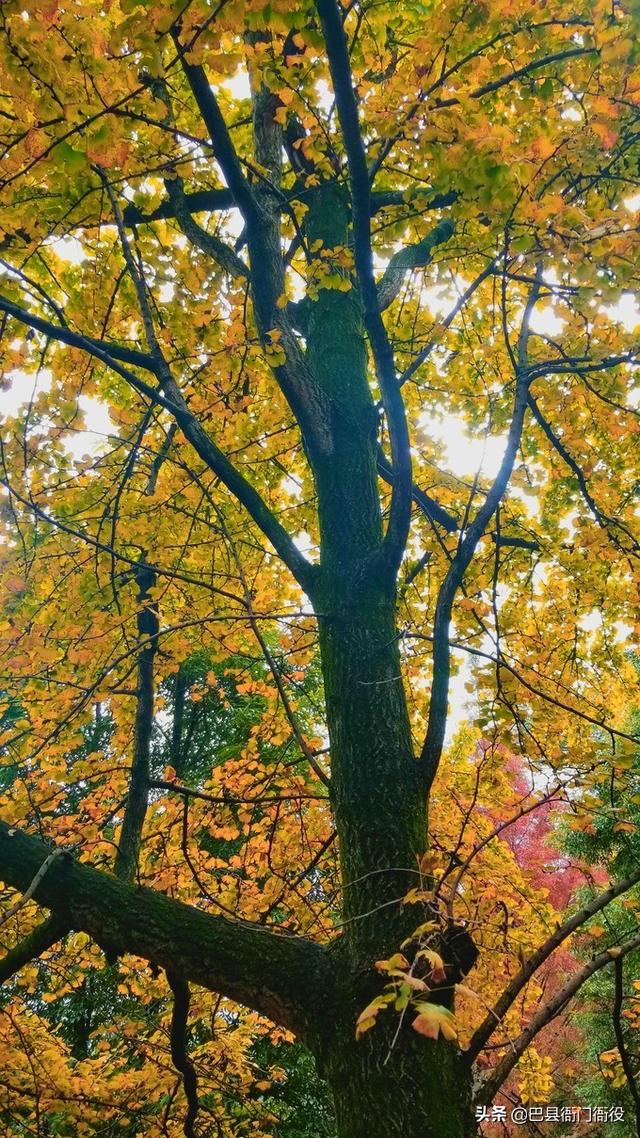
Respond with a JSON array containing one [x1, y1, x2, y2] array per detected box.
[[0, 847, 63, 928]]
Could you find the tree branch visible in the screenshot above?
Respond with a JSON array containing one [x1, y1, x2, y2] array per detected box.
[[0, 848, 63, 927], [0, 915, 68, 985], [167, 969, 200, 1138], [0, 295, 157, 373], [216, 508, 330, 787], [0, 473, 246, 604], [409, 632, 639, 748], [398, 261, 496, 388], [527, 392, 638, 553], [176, 51, 262, 228], [1, 295, 317, 594], [113, 564, 158, 883], [371, 189, 458, 214], [121, 184, 455, 228], [376, 219, 454, 312], [613, 955, 640, 1134], [163, 175, 249, 278], [376, 446, 458, 532], [123, 187, 235, 226], [175, 43, 333, 464], [0, 821, 331, 1043], [491, 533, 539, 551], [418, 271, 542, 790], [436, 46, 596, 110]]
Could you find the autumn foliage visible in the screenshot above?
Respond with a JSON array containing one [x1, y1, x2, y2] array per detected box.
[[0, 0, 639, 1136]]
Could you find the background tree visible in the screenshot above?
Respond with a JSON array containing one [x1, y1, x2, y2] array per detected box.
[[0, 1, 640, 1136]]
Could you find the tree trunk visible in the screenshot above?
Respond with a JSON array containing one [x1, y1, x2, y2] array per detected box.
[[301, 180, 471, 1138], [312, 602, 475, 1135], [318, 598, 427, 954], [305, 182, 427, 947], [322, 1018, 474, 1138]]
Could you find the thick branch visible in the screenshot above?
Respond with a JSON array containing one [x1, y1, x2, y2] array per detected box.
[[0, 295, 156, 373], [376, 219, 454, 312], [121, 184, 455, 227], [491, 533, 539, 551], [176, 45, 332, 463], [0, 821, 330, 1042], [177, 53, 262, 228], [113, 564, 158, 882], [163, 175, 249, 278], [123, 187, 235, 226]]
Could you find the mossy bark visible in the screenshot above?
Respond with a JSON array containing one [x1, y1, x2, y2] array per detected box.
[[312, 589, 471, 1135], [324, 1028, 474, 1138], [318, 598, 427, 955], [305, 183, 427, 948], [0, 821, 329, 1043]]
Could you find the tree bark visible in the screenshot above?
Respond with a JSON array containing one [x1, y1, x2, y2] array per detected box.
[[318, 598, 426, 956], [324, 1031, 474, 1138], [304, 183, 428, 952], [313, 576, 462, 1134], [316, 959, 475, 1138]]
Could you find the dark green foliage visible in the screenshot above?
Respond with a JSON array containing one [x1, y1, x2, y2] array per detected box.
[[250, 1040, 337, 1138]]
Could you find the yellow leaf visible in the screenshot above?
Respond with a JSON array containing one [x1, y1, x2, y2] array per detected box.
[[411, 1003, 458, 1043]]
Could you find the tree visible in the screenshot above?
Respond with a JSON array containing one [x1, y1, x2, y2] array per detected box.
[[0, 1, 639, 1135]]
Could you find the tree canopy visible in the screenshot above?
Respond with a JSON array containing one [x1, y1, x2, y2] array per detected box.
[[0, 1, 639, 1136]]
